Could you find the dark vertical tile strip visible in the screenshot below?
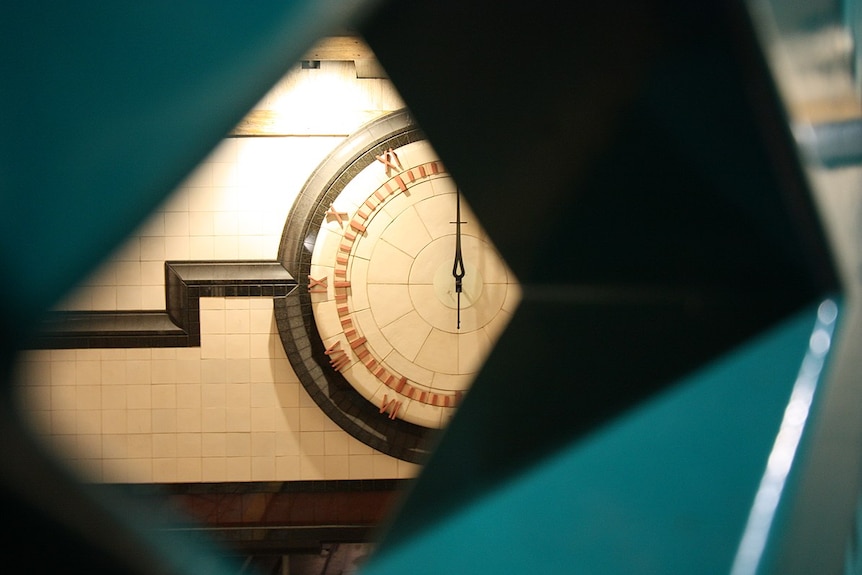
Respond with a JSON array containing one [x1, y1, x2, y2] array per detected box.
[[273, 110, 437, 463]]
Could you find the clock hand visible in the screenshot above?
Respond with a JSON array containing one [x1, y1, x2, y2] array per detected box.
[[452, 188, 466, 330]]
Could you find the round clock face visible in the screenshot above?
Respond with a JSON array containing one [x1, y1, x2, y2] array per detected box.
[[275, 109, 519, 460], [309, 138, 519, 428]]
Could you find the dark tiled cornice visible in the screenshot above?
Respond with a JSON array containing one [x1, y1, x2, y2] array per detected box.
[[30, 261, 297, 349]]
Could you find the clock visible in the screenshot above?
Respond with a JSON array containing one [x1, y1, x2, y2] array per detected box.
[[275, 109, 520, 461]]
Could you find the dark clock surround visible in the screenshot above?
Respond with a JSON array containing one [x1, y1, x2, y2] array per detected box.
[[275, 109, 439, 463]]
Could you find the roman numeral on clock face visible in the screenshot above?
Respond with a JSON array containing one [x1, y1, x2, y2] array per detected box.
[[308, 275, 327, 293]]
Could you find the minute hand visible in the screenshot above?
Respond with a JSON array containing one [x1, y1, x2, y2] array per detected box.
[[452, 188, 466, 330]]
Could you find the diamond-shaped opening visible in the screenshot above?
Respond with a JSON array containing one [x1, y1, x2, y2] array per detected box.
[[1, 3, 851, 575], [11, 35, 517, 484]]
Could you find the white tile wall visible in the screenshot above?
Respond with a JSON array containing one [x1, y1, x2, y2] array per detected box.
[[14, 297, 421, 483], [12, 59, 421, 484], [57, 135, 346, 313]]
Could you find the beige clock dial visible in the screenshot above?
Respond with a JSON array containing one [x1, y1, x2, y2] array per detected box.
[[307, 139, 520, 428]]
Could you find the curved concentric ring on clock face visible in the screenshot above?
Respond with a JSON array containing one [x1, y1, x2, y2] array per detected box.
[[308, 139, 520, 428]]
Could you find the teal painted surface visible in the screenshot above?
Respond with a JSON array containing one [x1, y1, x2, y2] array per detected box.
[[0, 2, 374, 572], [0, 1, 851, 572], [845, 497, 862, 574], [0, 1, 373, 332], [848, 0, 862, 92], [365, 300, 838, 574]]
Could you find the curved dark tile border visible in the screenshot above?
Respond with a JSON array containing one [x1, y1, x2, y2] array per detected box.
[[275, 109, 438, 464]]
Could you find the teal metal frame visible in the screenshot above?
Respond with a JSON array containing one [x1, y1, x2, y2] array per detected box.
[[366, 298, 840, 575], [0, 1, 859, 574]]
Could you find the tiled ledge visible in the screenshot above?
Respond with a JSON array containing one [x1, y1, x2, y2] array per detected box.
[[31, 261, 297, 349]]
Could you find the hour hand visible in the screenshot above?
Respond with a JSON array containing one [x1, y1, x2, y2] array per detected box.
[[452, 188, 466, 328], [453, 256, 465, 291]]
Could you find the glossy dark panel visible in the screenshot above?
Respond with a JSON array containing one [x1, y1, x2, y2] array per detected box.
[[359, 0, 839, 550]]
